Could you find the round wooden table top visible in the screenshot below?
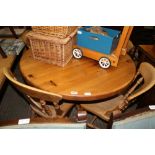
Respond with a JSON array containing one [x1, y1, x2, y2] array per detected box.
[[19, 50, 136, 101]]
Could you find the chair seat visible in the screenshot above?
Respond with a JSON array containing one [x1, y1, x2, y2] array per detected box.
[[81, 95, 124, 121]]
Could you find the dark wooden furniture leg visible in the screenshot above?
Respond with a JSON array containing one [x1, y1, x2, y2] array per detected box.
[[9, 27, 18, 39], [0, 45, 7, 58]]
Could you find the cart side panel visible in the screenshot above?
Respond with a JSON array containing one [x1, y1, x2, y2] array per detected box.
[[77, 27, 120, 55]]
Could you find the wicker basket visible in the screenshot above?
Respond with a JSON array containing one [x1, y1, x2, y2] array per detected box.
[[32, 26, 78, 38], [26, 29, 77, 67]]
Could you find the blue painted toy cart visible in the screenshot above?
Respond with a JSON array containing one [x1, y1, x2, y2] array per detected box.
[[73, 26, 133, 69]]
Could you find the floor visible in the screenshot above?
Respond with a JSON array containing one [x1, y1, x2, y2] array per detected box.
[[0, 62, 32, 121]]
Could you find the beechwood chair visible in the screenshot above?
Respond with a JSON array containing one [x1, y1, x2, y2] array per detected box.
[[3, 68, 74, 119], [80, 62, 155, 128]]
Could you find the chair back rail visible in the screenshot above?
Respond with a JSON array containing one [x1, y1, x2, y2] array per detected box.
[[3, 68, 62, 104], [115, 62, 155, 112]]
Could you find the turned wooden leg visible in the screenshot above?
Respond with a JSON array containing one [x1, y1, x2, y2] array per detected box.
[[87, 116, 99, 129], [107, 113, 113, 129]]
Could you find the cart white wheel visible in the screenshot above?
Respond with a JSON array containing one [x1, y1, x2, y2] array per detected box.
[[99, 57, 111, 69], [73, 48, 83, 59]]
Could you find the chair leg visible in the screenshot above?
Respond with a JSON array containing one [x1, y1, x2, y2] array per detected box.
[[87, 116, 99, 129], [31, 110, 38, 118], [9, 27, 18, 39], [54, 104, 63, 117], [107, 113, 114, 129], [87, 123, 100, 129], [91, 115, 97, 123]]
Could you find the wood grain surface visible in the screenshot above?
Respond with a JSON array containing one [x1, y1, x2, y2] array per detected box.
[[19, 49, 136, 101]]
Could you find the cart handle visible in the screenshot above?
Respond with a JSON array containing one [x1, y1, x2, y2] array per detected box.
[[89, 36, 99, 41]]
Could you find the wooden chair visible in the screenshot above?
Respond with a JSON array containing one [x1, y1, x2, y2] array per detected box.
[[80, 62, 155, 128], [3, 68, 74, 119], [110, 107, 155, 129]]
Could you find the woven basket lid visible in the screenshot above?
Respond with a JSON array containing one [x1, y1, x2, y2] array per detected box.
[[26, 29, 77, 44]]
